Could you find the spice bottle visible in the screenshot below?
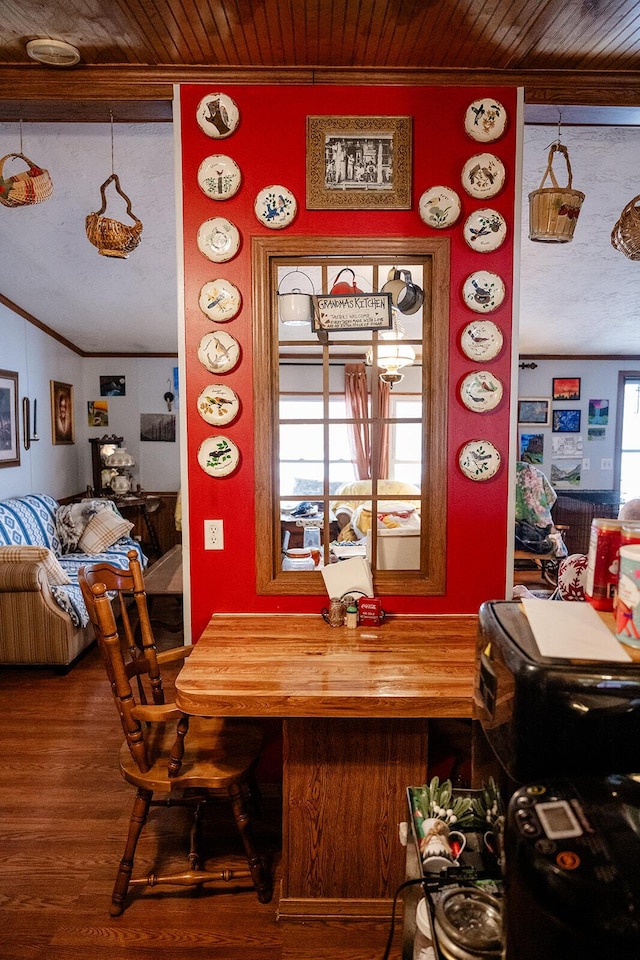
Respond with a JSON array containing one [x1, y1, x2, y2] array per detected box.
[[345, 603, 358, 628]]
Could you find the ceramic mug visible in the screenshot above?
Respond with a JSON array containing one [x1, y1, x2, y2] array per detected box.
[[419, 818, 467, 871]]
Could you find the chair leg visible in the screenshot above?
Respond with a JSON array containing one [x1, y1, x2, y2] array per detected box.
[[111, 787, 152, 917], [228, 782, 273, 904]]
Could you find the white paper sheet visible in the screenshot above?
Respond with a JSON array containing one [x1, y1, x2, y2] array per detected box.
[[321, 555, 374, 599], [522, 599, 632, 662]]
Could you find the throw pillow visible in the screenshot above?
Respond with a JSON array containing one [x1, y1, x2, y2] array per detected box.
[[0, 545, 71, 585], [55, 499, 116, 553], [78, 511, 133, 555]]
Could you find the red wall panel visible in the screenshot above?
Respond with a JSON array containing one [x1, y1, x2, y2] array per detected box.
[[178, 84, 517, 638]]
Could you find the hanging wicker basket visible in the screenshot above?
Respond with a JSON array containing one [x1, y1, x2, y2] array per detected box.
[[85, 173, 143, 258], [611, 194, 640, 261], [0, 152, 53, 207], [528, 144, 585, 243]]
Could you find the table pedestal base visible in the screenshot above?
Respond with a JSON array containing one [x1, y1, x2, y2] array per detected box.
[[279, 716, 429, 920]]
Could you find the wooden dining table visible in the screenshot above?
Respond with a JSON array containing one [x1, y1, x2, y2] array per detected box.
[[174, 613, 478, 920]]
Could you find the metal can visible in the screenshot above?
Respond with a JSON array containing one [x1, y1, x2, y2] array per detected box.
[[621, 521, 640, 548], [585, 518, 623, 611]]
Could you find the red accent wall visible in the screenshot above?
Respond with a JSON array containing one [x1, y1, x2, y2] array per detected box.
[[178, 84, 517, 639]]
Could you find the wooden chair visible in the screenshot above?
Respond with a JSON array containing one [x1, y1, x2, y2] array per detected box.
[[78, 552, 272, 916]]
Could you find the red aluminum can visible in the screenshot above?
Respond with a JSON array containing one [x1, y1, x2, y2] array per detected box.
[[585, 518, 622, 611], [620, 521, 640, 548]]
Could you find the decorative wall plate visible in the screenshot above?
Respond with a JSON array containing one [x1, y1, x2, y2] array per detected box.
[[460, 370, 504, 412], [254, 185, 297, 229], [197, 330, 240, 374], [464, 99, 507, 142], [198, 279, 241, 322], [197, 155, 241, 200], [460, 320, 504, 361], [197, 217, 240, 263], [458, 439, 502, 481], [462, 271, 506, 313], [196, 93, 240, 139], [197, 384, 240, 426], [418, 185, 461, 228], [461, 153, 506, 199], [197, 436, 240, 477], [463, 208, 507, 251]]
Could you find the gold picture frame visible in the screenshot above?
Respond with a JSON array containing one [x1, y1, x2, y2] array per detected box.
[[50, 380, 75, 445], [306, 115, 412, 210]]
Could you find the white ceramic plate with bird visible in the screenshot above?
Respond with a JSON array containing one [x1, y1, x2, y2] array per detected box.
[[197, 384, 240, 425]]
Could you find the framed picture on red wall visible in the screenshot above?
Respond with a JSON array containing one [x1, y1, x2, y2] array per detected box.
[[306, 115, 412, 210]]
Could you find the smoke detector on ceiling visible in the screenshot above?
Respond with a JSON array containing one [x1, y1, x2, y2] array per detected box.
[[26, 39, 81, 67]]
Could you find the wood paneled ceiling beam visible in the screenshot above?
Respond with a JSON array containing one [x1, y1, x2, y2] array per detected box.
[[1, 65, 640, 121]]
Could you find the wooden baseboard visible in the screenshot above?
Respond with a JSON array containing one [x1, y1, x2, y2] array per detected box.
[[277, 893, 398, 921]]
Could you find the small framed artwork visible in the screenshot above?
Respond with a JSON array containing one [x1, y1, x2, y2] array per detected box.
[[519, 433, 544, 464], [588, 399, 609, 425], [306, 115, 412, 210], [140, 413, 176, 442], [0, 369, 20, 468], [50, 381, 75, 445], [100, 375, 126, 397], [517, 398, 551, 426], [88, 400, 109, 427], [550, 459, 581, 489], [552, 377, 580, 401], [553, 409, 581, 433]]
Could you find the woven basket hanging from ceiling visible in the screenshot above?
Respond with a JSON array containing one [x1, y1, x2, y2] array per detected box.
[[85, 173, 143, 258], [0, 152, 54, 207], [528, 143, 585, 243], [611, 194, 640, 261]]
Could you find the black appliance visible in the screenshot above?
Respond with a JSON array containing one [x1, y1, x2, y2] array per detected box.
[[503, 775, 640, 960], [475, 600, 640, 783], [474, 601, 640, 960]]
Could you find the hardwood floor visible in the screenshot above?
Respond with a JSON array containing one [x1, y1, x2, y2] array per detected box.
[[0, 601, 404, 960]]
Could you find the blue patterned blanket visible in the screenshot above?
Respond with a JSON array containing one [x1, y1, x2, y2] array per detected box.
[[0, 494, 146, 627]]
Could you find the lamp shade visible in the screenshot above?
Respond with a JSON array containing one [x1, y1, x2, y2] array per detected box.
[[105, 447, 135, 468]]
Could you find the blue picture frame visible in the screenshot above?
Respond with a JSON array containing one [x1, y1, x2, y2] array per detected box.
[[552, 409, 581, 433]]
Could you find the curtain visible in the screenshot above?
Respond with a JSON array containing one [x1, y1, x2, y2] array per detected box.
[[345, 363, 390, 480], [345, 364, 370, 479]]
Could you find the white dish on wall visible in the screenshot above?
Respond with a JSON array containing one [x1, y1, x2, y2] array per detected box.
[[197, 330, 241, 374], [462, 271, 506, 313], [418, 185, 462, 228], [197, 384, 240, 426], [197, 154, 241, 200], [254, 185, 297, 229], [197, 217, 241, 262], [198, 279, 241, 322], [196, 92, 240, 139], [197, 436, 240, 477], [464, 98, 507, 142], [461, 153, 506, 199], [458, 439, 502, 480], [460, 320, 504, 361], [460, 370, 504, 412], [463, 208, 507, 251]]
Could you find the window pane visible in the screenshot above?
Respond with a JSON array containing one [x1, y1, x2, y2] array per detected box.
[[280, 422, 323, 458], [620, 452, 640, 504]]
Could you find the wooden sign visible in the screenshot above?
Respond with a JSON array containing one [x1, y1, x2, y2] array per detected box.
[[312, 292, 393, 332]]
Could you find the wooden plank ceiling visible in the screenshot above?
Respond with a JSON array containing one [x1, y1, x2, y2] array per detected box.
[[2, 0, 640, 119]]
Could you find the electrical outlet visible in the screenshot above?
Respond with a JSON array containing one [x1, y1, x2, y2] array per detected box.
[[204, 519, 224, 550], [582, 458, 590, 471], [601, 458, 613, 471]]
